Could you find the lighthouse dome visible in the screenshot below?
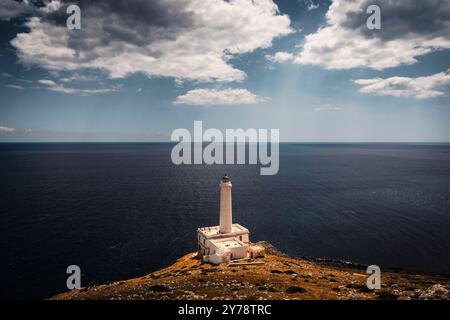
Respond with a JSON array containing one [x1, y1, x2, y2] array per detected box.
[[222, 174, 231, 183]]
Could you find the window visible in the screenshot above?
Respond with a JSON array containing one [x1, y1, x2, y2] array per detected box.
[[239, 236, 242, 241]]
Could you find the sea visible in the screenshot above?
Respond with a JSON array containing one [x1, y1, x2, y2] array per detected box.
[[1, 143, 449, 299]]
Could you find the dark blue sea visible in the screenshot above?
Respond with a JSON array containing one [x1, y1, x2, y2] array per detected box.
[[1, 143, 450, 299]]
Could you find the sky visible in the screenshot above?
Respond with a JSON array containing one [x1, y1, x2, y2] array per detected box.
[[0, 0, 449, 142]]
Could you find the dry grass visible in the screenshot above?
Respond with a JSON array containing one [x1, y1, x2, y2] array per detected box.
[[52, 244, 449, 300]]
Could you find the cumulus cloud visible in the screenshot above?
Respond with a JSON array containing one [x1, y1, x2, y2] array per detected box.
[[11, 0, 292, 83], [294, 0, 450, 70], [0, 0, 33, 21], [38, 79, 118, 94], [40, 0, 62, 13], [354, 69, 450, 99], [174, 88, 269, 106], [266, 51, 295, 63], [0, 126, 16, 133]]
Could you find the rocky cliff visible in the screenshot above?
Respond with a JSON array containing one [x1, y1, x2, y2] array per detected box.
[[52, 242, 450, 300]]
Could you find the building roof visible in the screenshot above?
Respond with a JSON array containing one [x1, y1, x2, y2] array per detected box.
[[249, 245, 265, 253], [198, 223, 249, 239], [211, 238, 245, 250]]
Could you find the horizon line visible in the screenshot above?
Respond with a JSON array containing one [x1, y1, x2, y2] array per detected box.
[[1, 141, 450, 144]]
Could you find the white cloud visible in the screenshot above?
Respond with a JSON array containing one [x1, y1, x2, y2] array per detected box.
[[5, 84, 24, 90], [38, 79, 58, 87], [0, 126, 16, 133], [354, 69, 450, 99], [305, 0, 319, 11], [41, 0, 61, 13], [60, 74, 98, 82], [38, 79, 119, 94], [11, 0, 292, 83], [266, 51, 295, 63], [174, 88, 269, 106], [0, 0, 32, 21], [293, 0, 450, 70], [314, 105, 341, 111]]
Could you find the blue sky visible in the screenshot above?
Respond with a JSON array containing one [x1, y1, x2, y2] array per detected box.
[[0, 0, 449, 142]]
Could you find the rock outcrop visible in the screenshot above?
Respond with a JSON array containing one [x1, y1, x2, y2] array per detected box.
[[51, 242, 450, 300]]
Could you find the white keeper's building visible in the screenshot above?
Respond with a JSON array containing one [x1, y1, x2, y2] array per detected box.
[[197, 175, 250, 265]]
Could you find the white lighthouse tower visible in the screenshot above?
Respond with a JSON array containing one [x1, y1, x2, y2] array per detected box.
[[219, 174, 232, 233], [197, 175, 250, 264]]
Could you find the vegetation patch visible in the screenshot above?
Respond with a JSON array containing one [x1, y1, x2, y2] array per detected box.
[[258, 286, 267, 291], [271, 270, 283, 274], [346, 284, 371, 293], [149, 285, 170, 293], [377, 291, 398, 300], [284, 270, 296, 274], [286, 286, 307, 294]]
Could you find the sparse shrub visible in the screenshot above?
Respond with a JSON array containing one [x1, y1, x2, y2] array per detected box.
[[402, 286, 416, 291], [286, 286, 306, 294], [149, 285, 170, 293], [205, 269, 217, 273], [258, 286, 266, 291], [271, 270, 283, 274], [377, 291, 398, 300], [284, 270, 296, 274], [178, 270, 190, 275], [346, 284, 371, 293]]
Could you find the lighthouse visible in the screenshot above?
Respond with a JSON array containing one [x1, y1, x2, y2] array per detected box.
[[196, 175, 251, 264], [219, 174, 232, 233]]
